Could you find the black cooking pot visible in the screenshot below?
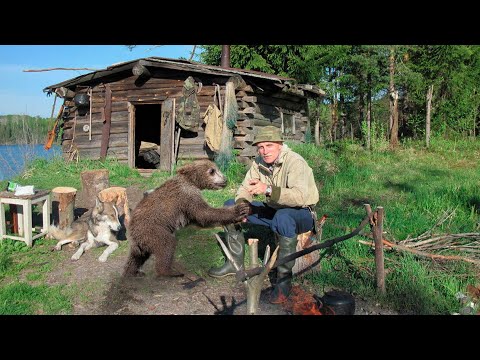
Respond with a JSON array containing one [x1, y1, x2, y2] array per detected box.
[[321, 290, 356, 315], [74, 93, 90, 107]]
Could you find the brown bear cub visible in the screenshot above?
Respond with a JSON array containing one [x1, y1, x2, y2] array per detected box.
[[124, 159, 250, 278]]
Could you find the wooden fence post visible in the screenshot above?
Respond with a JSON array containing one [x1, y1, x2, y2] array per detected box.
[[373, 207, 386, 294], [364, 204, 386, 294]]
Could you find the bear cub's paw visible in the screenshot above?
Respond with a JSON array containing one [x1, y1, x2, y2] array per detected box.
[[233, 202, 251, 222]]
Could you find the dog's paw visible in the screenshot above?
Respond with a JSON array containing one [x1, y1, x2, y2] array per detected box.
[[98, 255, 108, 263], [71, 254, 80, 261]]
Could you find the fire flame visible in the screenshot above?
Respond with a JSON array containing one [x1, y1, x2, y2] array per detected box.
[[282, 285, 333, 315]]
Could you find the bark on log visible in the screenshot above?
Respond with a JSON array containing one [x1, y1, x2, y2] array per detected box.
[[80, 169, 109, 208], [132, 63, 151, 77], [98, 186, 131, 226], [51, 186, 77, 230], [293, 230, 321, 276]]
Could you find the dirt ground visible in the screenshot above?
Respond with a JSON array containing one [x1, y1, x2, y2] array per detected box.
[[45, 185, 399, 316]]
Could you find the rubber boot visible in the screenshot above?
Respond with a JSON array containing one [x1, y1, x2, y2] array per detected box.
[[269, 234, 297, 304], [208, 224, 245, 278]]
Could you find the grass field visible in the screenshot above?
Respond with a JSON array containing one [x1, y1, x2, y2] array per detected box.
[[0, 137, 478, 314]]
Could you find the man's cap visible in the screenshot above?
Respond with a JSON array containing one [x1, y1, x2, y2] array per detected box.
[[252, 126, 284, 145]]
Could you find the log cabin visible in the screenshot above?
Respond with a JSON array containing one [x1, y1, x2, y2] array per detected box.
[[43, 57, 324, 173]]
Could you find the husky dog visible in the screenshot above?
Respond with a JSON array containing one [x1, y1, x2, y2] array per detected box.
[[50, 196, 121, 262]]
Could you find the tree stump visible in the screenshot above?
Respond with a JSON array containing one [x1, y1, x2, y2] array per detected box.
[[80, 169, 109, 208], [51, 186, 77, 230], [98, 186, 131, 226], [292, 230, 321, 276]]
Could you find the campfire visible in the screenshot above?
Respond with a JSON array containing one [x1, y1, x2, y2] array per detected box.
[[281, 286, 335, 315]]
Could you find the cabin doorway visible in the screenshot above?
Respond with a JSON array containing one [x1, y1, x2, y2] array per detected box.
[[130, 98, 175, 172], [133, 104, 162, 169]]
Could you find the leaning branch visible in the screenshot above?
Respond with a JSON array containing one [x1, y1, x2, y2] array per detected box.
[[236, 214, 371, 282], [23, 67, 100, 72]]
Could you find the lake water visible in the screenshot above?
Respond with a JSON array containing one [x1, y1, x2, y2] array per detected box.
[[0, 144, 62, 181]]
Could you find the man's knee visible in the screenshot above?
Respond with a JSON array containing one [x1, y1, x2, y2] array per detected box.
[[271, 211, 296, 238]]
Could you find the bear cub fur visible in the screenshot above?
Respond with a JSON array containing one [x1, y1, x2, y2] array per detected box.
[[124, 159, 250, 277]]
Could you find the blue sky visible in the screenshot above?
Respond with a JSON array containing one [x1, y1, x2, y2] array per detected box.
[[0, 45, 200, 118]]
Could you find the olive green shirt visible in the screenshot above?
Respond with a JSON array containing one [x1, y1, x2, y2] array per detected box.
[[235, 144, 319, 209]]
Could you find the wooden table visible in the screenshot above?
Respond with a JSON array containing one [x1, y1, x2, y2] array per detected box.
[[0, 189, 51, 247]]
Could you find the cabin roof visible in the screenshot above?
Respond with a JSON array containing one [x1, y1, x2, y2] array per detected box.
[[43, 57, 325, 98]]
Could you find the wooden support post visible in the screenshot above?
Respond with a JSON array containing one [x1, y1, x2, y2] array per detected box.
[[80, 169, 109, 208], [100, 84, 112, 161], [160, 98, 174, 172], [10, 204, 19, 234], [374, 207, 386, 294], [215, 234, 277, 315], [242, 239, 278, 315], [364, 204, 386, 294], [248, 238, 259, 268], [246, 238, 260, 315], [51, 187, 77, 230]]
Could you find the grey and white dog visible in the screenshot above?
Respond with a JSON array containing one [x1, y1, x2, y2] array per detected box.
[[49, 196, 121, 262]]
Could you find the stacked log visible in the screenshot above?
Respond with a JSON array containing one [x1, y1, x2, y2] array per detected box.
[[234, 87, 310, 161]]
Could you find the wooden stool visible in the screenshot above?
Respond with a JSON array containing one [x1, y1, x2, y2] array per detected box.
[[0, 189, 51, 247]]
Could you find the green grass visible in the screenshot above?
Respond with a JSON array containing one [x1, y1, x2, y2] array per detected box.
[[290, 138, 480, 314], [1, 155, 161, 191], [0, 138, 478, 314], [0, 282, 71, 315], [0, 236, 72, 314]]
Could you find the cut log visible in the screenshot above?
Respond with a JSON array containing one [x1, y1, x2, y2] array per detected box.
[[51, 186, 77, 230], [132, 63, 151, 78], [80, 169, 109, 208], [98, 186, 131, 226], [293, 230, 321, 276]]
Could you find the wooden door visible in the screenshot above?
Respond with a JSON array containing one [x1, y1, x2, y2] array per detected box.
[[128, 103, 135, 168], [159, 98, 174, 171]]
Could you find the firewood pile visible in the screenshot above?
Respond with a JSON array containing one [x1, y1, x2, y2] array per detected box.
[[139, 141, 160, 168], [361, 209, 480, 266]]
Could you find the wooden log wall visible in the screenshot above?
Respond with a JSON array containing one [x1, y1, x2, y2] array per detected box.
[[60, 73, 311, 165], [234, 87, 310, 159]]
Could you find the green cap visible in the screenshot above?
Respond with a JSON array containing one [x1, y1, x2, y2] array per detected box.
[[252, 126, 283, 145]]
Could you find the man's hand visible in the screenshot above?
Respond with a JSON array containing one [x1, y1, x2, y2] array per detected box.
[[246, 179, 268, 196]]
